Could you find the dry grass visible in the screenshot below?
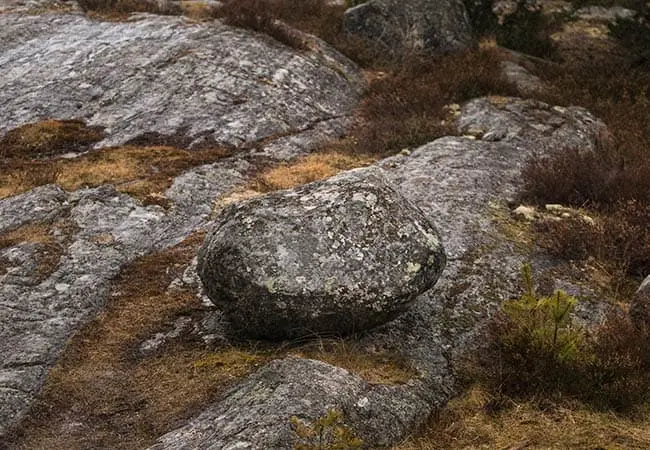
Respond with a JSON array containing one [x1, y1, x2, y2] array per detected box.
[[5, 233, 267, 449], [291, 339, 416, 385], [6, 231, 414, 448], [0, 144, 231, 202], [0, 119, 103, 159], [396, 386, 650, 450], [79, 0, 182, 19], [335, 48, 520, 158], [251, 151, 375, 192]]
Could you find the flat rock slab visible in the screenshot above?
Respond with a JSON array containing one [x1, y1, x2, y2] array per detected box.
[[0, 13, 363, 148], [152, 97, 609, 449], [198, 167, 446, 339]]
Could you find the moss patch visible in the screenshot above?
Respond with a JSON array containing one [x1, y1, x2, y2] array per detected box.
[[0, 119, 104, 159], [0, 143, 231, 201]]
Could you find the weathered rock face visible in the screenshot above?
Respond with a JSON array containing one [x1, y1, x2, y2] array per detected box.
[[344, 0, 476, 57], [0, 12, 363, 148], [198, 167, 446, 339], [0, 11, 365, 437], [152, 97, 609, 449], [630, 275, 650, 329]]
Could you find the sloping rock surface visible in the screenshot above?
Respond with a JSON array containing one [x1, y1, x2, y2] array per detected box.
[[0, 13, 363, 148], [198, 167, 446, 339], [0, 12, 364, 437], [344, 0, 475, 57], [151, 97, 608, 449]]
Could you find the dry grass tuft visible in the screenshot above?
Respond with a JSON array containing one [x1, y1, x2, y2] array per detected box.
[[79, 0, 182, 18], [292, 339, 416, 385], [0, 119, 104, 159], [396, 386, 650, 449], [251, 152, 375, 192], [0, 145, 231, 202]]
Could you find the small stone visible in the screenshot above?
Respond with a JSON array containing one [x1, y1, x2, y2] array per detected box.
[[512, 205, 537, 221]]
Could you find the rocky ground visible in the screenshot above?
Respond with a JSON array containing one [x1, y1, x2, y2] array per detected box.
[[0, 0, 645, 448]]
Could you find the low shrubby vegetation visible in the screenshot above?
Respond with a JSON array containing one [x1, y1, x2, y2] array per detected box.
[[473, 265, 650, 412], [521, 59, 650, 281]]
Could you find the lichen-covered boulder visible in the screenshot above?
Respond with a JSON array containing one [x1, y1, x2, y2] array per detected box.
[[197, 167, 446, 339], [343, 0, 475, 58]]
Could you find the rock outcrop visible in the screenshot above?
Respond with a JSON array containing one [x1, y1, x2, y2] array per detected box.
[[0, 11, 364, 437], [343, 0, 476, 58], [197, 167, 446, 339], [152, 96, 608, 449], [0, 12, 363, 149]]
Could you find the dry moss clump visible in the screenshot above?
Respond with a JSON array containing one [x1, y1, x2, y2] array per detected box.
[[251, 151, 375, 192], [293, 339, 416, 385], [0, 119, 104, 159], [0, 143, 231, 202]]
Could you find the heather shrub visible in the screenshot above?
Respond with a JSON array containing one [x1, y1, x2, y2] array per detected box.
[[495, 0, 558, 59]]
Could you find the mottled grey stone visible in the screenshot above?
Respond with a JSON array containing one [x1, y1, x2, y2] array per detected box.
[[0, 184, 69, 233], [343, 0, 476, 58], [152, 97, 608, 449], [198, 166, 446, 339], [0, 10, 364, 435], [0, 13, 363, 149]]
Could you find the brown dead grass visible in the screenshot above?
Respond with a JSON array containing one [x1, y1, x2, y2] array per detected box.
[[251, 151, 376, 192], [292, 339, 416, 385], [0, 144, 231, 202], [333, 48, 520, 158], [5, 233, 266, 450], [396, 386, 650, 450], [0, 119, 104, 159], [7, 231, 413, 449]]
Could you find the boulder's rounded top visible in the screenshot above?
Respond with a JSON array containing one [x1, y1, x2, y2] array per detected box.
[[198, 167, 446, 339]]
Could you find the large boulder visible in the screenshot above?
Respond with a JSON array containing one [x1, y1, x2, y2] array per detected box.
[[343, 0, 476, 58], [197, 167, 446, 339]]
